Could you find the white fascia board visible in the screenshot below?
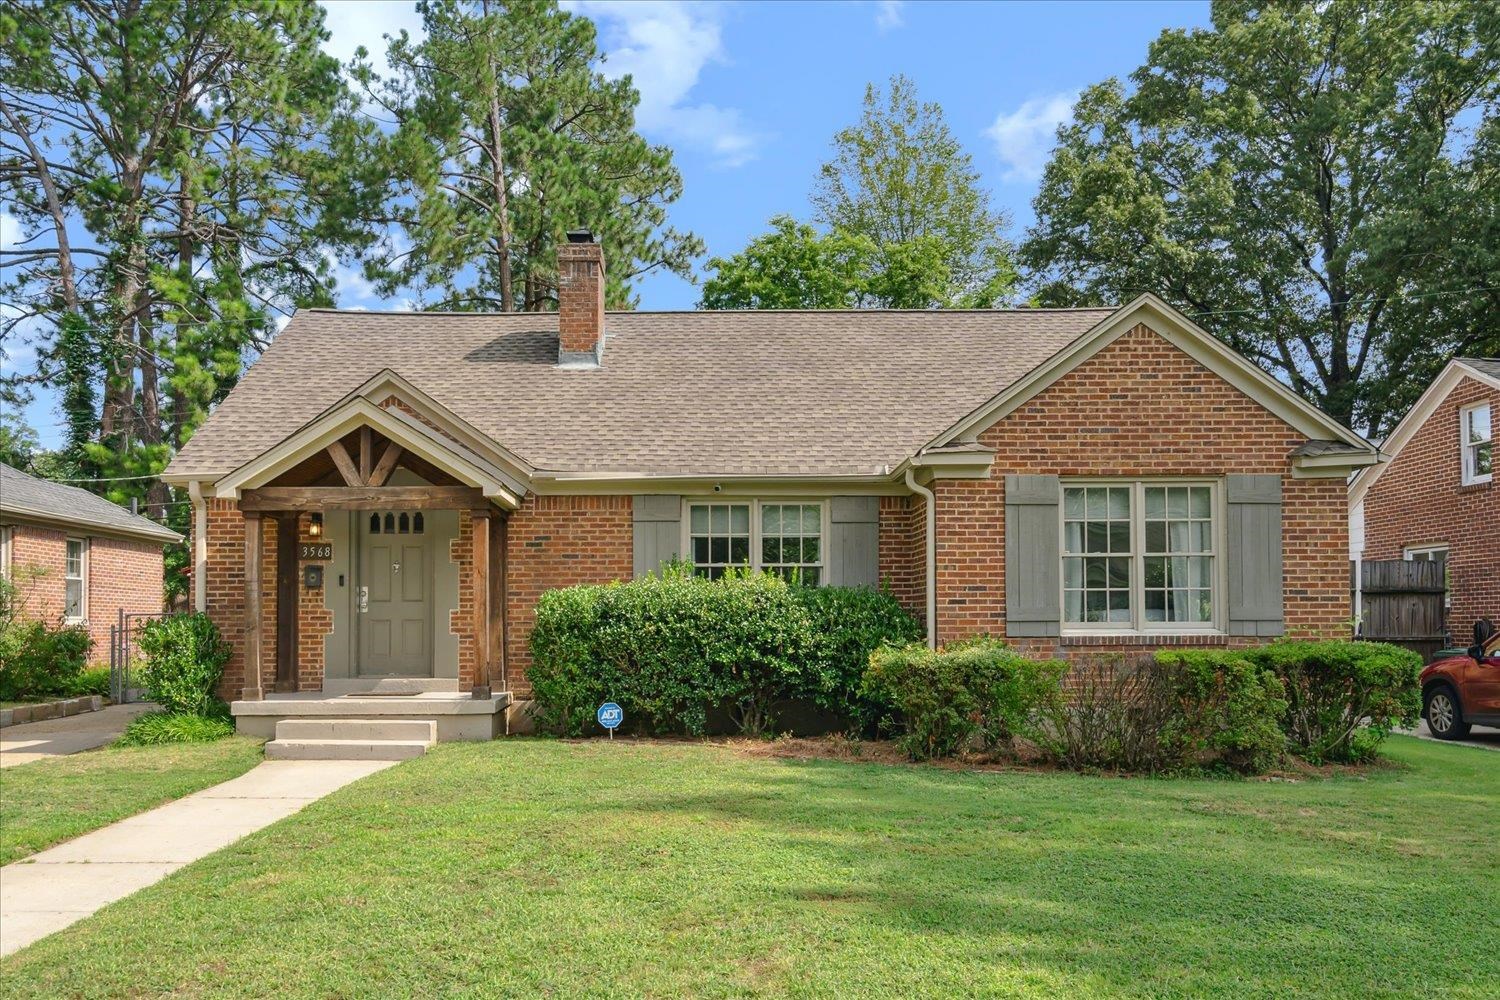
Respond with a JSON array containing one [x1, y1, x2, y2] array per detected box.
[[929, 294, 1377, 457], [213, 397, 520, 508], [1349, 360, 1495, 507]]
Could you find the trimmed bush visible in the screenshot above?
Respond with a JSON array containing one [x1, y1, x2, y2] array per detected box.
[[1035, 652, 1286, 775], [137, 613, 232, 717], [863, 638, 1065, 761], [0, 575, 93, 701], [116, 710, 234, 747], [791, 585, 923, 729], [1153, 650, 1288, 774], [1244, 640, 1421, 763], [529, 567, 920, 737]]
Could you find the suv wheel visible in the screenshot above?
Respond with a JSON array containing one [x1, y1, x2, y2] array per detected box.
[[1424, 685, 1471, 740]]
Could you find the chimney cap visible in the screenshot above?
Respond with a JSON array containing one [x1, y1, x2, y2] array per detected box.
[[565, 228, 596, 244]]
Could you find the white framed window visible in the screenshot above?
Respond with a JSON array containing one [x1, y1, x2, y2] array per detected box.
[[1461, 402, 1491, 485], [1403, 544, 1448, 564], [686, 500, 826, 584], [64, 537, 88, 622], [0, 525, 11, 580], [1062, 481, 1221, 632]]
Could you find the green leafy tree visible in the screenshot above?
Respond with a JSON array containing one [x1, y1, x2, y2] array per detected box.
[[0, 406, 38, 470], [1021, 1, 1500, 435], [355, 0, 701, 311], [812, 74, 1017, 307], [699, 215, 954, 310]]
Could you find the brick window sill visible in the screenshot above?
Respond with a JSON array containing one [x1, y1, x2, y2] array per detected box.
[[1060, 633, 1230, 648]]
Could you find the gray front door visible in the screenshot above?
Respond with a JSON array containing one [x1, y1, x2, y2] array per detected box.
[[357, 512, 433, 676]]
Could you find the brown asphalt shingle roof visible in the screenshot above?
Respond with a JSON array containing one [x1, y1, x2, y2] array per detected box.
[[165, 307, 1117, 480]]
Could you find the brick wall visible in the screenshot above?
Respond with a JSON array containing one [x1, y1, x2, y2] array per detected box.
[[1363, 374, 1499, 639], [922, 323, 1350, 653], [877, 494, 925, 627], [503, 494, 633, 697], [4, 523, 164, 660]]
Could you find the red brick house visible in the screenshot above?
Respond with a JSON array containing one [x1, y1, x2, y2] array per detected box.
[[160, 232, 1380, 741], [1350, 358, 1498, 643], [1, 463, 181, 654]]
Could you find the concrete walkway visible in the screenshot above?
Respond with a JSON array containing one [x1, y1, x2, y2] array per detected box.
[[0, 758, 393, 956], [0, 703, 158, 768]]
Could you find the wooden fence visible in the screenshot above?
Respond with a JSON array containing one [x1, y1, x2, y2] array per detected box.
[[1356, 559, 1448, 662]]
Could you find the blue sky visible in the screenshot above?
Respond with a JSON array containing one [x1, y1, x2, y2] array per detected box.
[[7, 0, 1212, 447]]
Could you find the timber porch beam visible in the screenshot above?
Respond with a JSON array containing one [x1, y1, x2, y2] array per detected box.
[[326, 440, 362, 487], [239, 485, 487, 511]]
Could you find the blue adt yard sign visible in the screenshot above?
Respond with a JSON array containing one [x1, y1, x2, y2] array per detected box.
[[597, 701, 623, 739]]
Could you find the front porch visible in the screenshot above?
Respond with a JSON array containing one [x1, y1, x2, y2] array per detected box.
[[199, 372, 531, 742]]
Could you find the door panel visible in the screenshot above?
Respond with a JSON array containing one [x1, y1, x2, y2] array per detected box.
[[357, 518, 433, 676]]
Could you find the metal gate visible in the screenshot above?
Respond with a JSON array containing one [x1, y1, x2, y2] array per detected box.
[[1356, 559, 1448, 662], [108, 609, 167, 703]]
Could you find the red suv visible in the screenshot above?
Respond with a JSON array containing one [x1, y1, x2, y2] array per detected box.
[[1421, 621, 1500, 740]]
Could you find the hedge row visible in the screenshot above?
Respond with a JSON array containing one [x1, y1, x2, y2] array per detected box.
[[528, 566, 920, 736], [0, 577, 94, 702]]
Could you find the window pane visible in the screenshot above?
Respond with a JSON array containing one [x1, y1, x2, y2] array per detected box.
[[803, 504, 819, 525], [1085, 558, 1107, 588], [1144, 556, 1166, 588], [1085, 487, 1108, 519], [801, 537, 820, 563], [711, 505, 728, 533], [1107, 488, 1131, 519], [710, 537, 728, 563], [762, 537, 780, 563], [801, 568, 821, 587], [1085, 522, 1108, 553], [728, 537, 748, 564], [1107, 558, 1129, 588], [731, 505, 750, 533], [1145, 521, 1166, 553], [1468, 404, 1491, 443], [691, 506, 708, 532], [1085, 591, 1106, 622], [1191, 521, 1213, 553], [1065, 591, 1084, 622], [1477, 442, 1493, 477], [1144, 487, 1165, 519], [1167, 487, 1188, 519], [781, 506, 800, 533], [1168, 521, 1191, 553], [1064, 489, 1084, 518], [65, 579, 83, 620], [1064, 558, 1082, 589], [1190, 487, 1211, 519], [1108, 522, 1131, 553], [693, 537, 709, 564], [761, 506, 780, 533], [1144, 590, 1166, 622], [1064, 522, 1084, 554]]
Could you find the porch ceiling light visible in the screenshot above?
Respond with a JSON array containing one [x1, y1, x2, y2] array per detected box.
[[308, 512, 323, 538]]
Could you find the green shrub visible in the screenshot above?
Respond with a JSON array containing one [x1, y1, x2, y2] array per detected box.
[[863, 638, 1065, 760], [1244, 640, 1421, 763], [1153, 650, 1288, 774], [116, 710, 234, 747], [137, 613, 231, 716], [0, 583, 93, 701], [791, 585, 923, 729], [1035, 652, 1286, 775], [530, 567, 818, 736], [68, 665, 113, 698]]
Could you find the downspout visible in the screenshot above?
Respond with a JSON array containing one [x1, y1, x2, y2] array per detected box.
[[904, 463, 937, 649], [188, 480, 208, 613]]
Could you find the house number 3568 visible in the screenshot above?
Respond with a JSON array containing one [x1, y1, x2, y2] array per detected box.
[[299, 543, 333, 560]]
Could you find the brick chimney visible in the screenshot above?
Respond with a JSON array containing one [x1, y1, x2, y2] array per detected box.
[[557, 229, 605, 367]]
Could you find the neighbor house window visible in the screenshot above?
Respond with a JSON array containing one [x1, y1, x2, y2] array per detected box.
[[687, 500, 825, 584], [1461, 402, 1491, 484], [0, 525, 11, 580], [1063, 482, 1218, 631], [1403, 545, 1448, 565], [64, 537, 87, 622]]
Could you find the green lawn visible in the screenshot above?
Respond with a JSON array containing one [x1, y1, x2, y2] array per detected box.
[[0, 737, 264, 865], [2, 736, 1496, 998]]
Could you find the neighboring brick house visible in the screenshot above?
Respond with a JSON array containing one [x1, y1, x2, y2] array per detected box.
[[1, 463, 181, 655], [1350, 358, 1499, 643], [159, 231, 1380, 737]]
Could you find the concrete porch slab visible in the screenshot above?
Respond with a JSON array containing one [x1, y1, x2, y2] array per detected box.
[[231, 691, 512, 741]]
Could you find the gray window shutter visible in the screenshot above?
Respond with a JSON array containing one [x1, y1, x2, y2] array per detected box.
[[1225, 474, 1284, 637], [632, 495, 681, 578], [828, 497, 879, 587], [1005, 475, 1062, 637]]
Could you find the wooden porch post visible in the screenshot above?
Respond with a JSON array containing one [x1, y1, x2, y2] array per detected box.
[[242, 511, 264, 701], [471, 509, 492, 699]]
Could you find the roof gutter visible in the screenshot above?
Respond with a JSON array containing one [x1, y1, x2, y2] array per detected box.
[[904, 461, 937, 649]]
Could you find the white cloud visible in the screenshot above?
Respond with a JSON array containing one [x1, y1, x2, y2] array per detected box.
[[985, 90, 1079, 183], [874, 1, 904, 32], [568, 1, 763, 167], [318, 0, 426, 69], [0, 210, 23, 252]]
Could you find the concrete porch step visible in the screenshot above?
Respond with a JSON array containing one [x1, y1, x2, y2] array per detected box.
[[264, 738, 431, 761], [274, 718, 437, 743], [263, 717, 437, 760]]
